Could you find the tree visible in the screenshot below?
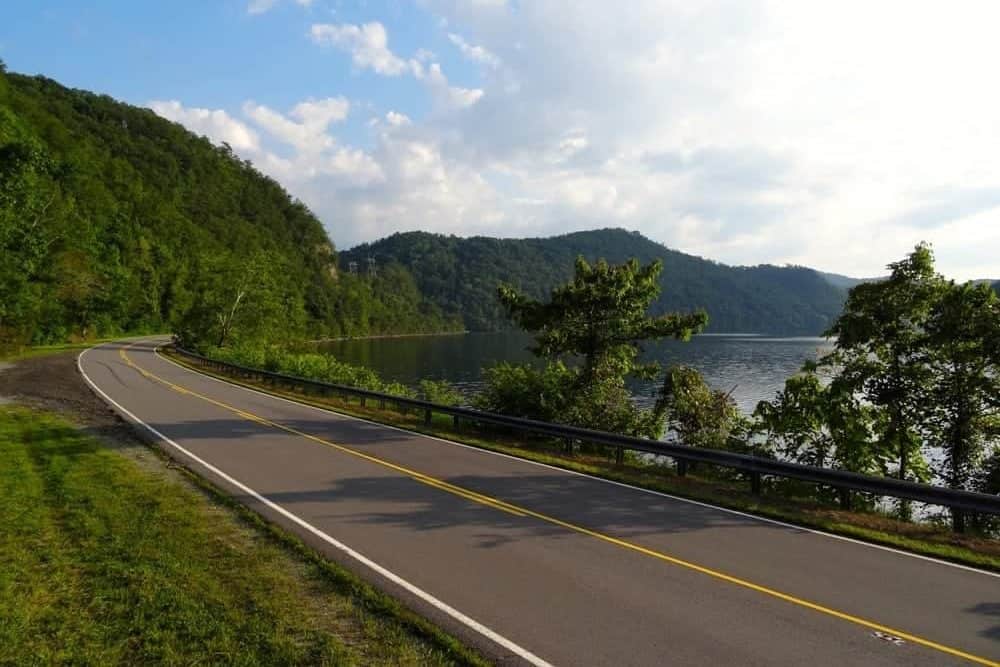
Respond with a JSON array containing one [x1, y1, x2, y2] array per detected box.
[[174, 251, 302, 349], [824, 244, 943, 491], [754, 364, 887, 475], [921, 281, 1000, 530], [485, 257, 707, 439], [661, 365, 748, 451]]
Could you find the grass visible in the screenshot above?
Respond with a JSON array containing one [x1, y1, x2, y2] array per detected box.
[[165, 350, 1000, 573], [0, 335, 162, 362], [0, 405, 486, 666]]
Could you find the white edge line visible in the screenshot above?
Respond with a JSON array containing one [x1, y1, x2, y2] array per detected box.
[[149, 341, 1000, 580], [77, 344, 554, 667]]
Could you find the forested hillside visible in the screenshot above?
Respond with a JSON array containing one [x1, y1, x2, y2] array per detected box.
[[342, 229, 850, 334], [0, 65, 458, 347]]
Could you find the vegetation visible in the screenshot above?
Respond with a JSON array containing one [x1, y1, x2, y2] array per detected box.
[[341, 228, 850, 335], [0, 67, 458, 350], [755, 245, 1000, 531], [0, 405, 482, 666], [477, 257, 706, 440]]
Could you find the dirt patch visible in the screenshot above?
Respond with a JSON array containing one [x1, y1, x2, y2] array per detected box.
[[0, 351, 179, 475]]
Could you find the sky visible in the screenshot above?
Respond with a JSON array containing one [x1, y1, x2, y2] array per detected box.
[[3, 1, 1000, 280]]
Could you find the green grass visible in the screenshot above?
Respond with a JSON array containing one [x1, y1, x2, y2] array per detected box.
[[0, 405, 486, 666], [166, 351, 1000, 573], [0, 335, 163, 362]]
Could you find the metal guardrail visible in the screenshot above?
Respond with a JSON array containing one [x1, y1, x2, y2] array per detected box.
[[172, 345, 1000, 517]]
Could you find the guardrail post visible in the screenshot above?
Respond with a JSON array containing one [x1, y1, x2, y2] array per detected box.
[[750, 471, 762, 496], [360, 396, 366, 407], [677, 459, 687, 477], [838, 488, 852, 511], [379, 398, 385, 409], [953, 509, 966, 534], [615, 446, 624, 466], [453, 415, 460, 429], [425, 408, 432, 425]]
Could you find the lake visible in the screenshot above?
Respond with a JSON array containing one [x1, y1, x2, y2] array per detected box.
[[318, 332, 835, 413]]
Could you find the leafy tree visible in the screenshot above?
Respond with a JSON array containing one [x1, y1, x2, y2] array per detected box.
[[753, 364, 886, 474], [661, 365, 748, 451], [175, 251, 303, 348], [823, 244, 943, 490], [920, 281, 1000, 530], [0, 67, 457, 346], [483, 257, 707, 438]]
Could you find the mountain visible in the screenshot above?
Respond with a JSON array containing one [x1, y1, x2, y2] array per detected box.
[[0, 67, 456, 345], [817, 271, 879, 290], [341, 229, 851, 335]]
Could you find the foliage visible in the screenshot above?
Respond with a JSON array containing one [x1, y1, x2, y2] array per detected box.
[[474, 361, 574, 423], [920, 281, 1000, 495], [209, 344, 418, 397], [417, 379, 464, 406], [753, 364, 887, 475], [822, 244, 942, 485], [0, 68, 458, 348], [755, 245, 1000, 531], [660, 365, 749, 452], [341, 228, 850, 335], [482, 257, 707, 439]]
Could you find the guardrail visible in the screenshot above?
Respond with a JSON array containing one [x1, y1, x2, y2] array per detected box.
[[171, 345, 1000, 519]]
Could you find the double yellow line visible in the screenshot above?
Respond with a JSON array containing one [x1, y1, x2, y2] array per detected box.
[[119, 344, 997, 666]]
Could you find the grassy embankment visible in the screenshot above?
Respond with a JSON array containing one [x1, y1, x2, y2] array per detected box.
[[165, 349, 1000, 573], [0, 404, 485, 666]]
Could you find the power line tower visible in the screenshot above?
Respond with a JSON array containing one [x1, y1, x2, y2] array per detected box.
[[348, 261, 358, 275], [366, 256, 377, 278]]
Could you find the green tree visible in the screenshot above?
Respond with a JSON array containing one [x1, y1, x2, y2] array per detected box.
[[175, 251, 302, 349], [660, 365, 748, 451], [485, 257, 707, 438], [824, 244, 943, 492], [921, 281, 1000, 530], [753, 364, 887, 475]]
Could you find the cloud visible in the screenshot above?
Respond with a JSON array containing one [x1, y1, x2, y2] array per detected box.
[[148, 100, 259, 152], [310, 22, 410, 76], [310, 21, 483, 111], [247, 0, 312, 14], [243, 97, 349, 153], [169, 2, 1000, 279], [410, 61, 483, 109], [447, 33, 500, 68], [385, 111, 411, 126]]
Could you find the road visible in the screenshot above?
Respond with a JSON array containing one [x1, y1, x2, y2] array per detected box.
[[79, 338, 999, 666]]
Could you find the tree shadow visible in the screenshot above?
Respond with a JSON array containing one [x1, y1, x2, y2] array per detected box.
[[965, 602, 1000, 640]]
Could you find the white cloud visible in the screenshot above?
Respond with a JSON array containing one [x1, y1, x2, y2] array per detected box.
[[148, 100, 259, 152], [311, 21, 483, 111], [243, 97, 349, 152], [248, 0, 312, 14], [310, 22, 410, 76], [385, 111, 411, 126], [169, 2, 1000, 279], [447, 32, 500, 68]]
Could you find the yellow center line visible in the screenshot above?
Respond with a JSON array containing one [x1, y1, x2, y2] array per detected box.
[[118, 344, 997, 666]]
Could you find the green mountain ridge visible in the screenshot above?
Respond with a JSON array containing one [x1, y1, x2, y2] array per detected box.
[[0, 67, 456, 345], [342, 229, 851, 335]]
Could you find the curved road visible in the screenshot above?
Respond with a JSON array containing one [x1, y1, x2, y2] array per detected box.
[[79, 339, 999, 666]]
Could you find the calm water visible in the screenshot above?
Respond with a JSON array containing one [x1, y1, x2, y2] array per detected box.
[[318, 332, 834, 413]]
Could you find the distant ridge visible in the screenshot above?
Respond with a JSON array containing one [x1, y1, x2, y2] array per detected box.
[[342, 228, 852, 335]]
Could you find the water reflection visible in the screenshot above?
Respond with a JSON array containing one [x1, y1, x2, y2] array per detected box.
[[318, 332, 835, 413]]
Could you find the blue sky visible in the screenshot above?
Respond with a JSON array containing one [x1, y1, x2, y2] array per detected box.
[[3, 1, 1000, 280]]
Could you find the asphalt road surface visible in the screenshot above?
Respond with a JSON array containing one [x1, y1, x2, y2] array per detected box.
[[79, 339, 1000, 666]]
